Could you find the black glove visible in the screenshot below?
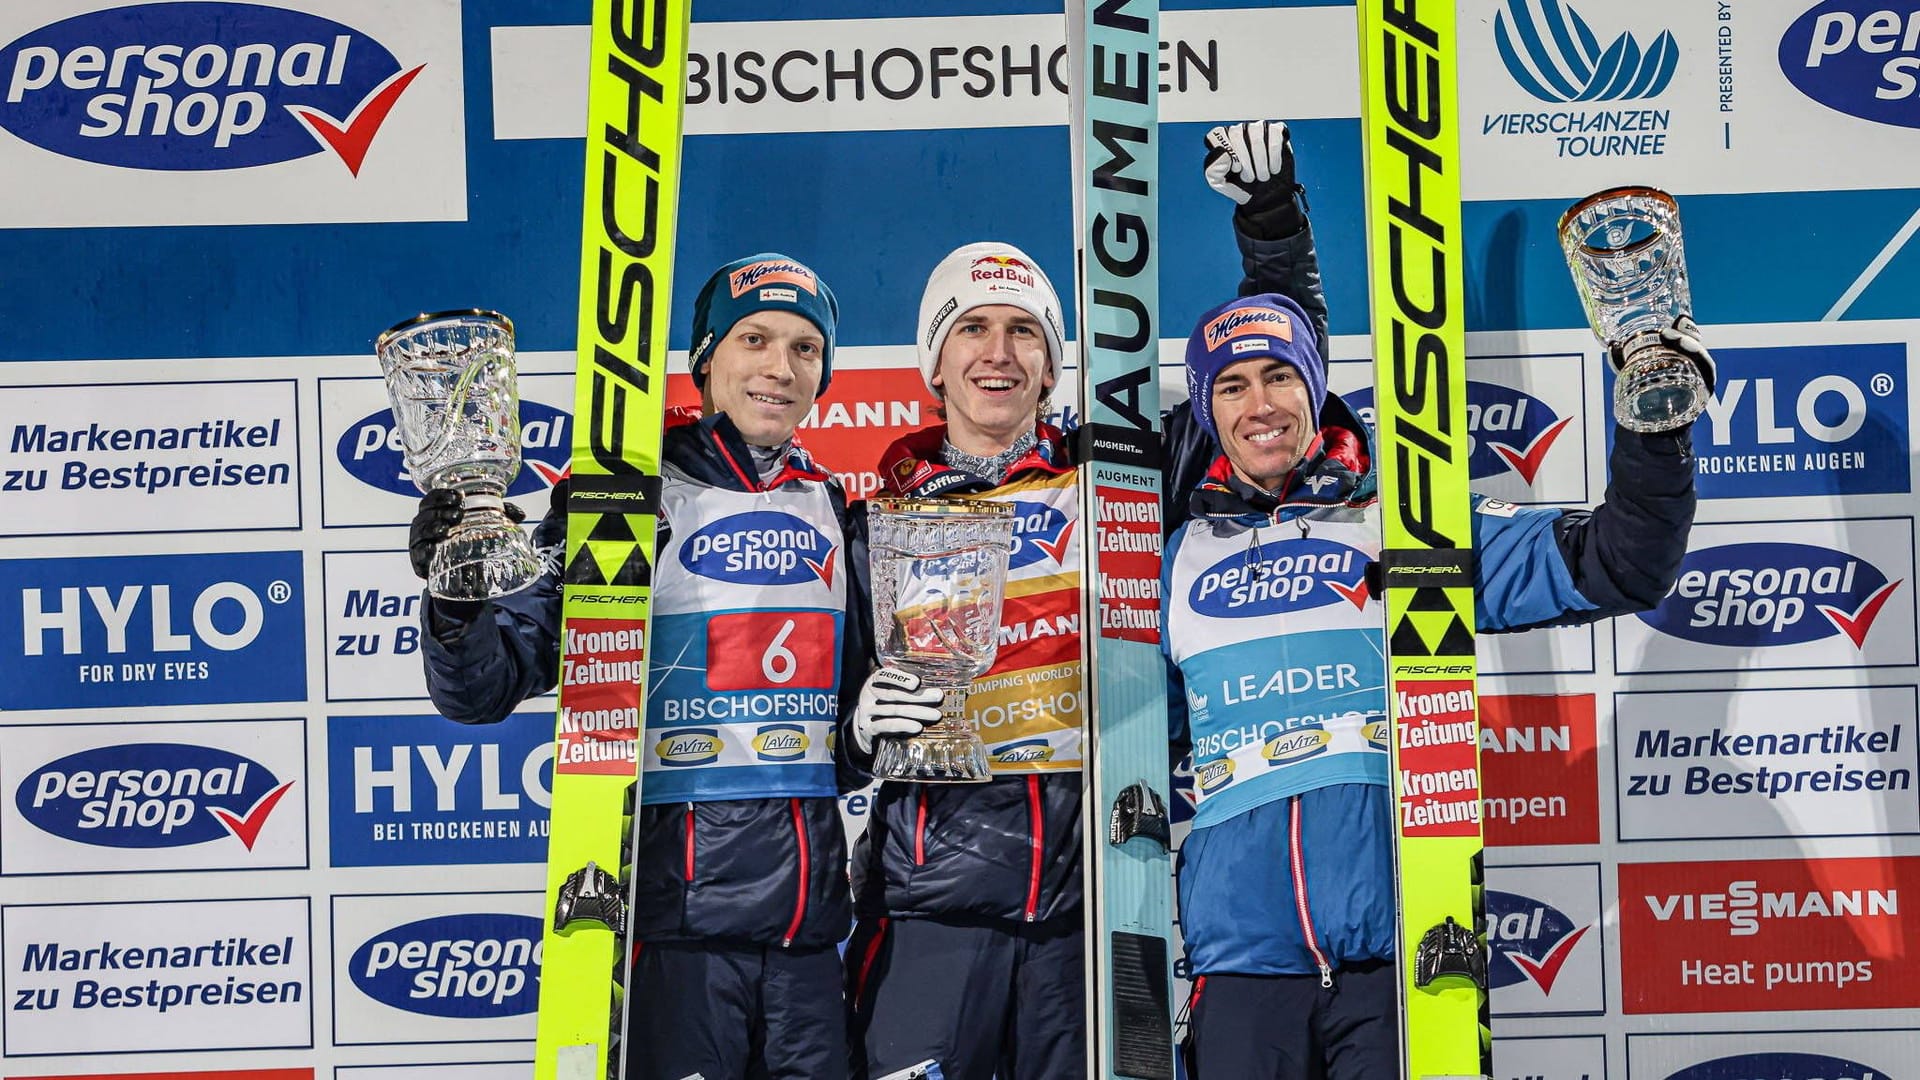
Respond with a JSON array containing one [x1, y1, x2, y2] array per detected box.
[[409, 490, 525, 580], [1203, 119, 1306, 240]]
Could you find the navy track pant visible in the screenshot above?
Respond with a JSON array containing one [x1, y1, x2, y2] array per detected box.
[[846, 914, 1085, 1080], [625, 939, 846, 1080], [1185, 959, 1398, 1080]]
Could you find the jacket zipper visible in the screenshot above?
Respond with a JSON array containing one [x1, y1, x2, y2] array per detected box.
[[1024, 775, 1044, 922], [914, 788, 928, 866], [782, 798, 809, 947], [1289, 796, 1333, 987], [683, 802, 696, 882]]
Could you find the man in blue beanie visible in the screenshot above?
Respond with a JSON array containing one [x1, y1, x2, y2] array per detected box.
[[411, 253, 896, 1079], [1160, 122, 1705, 1078]]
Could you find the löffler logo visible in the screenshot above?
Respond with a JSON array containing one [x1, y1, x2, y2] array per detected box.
[[0, 2, 423, 173], [1494, 0, 1678, 103]]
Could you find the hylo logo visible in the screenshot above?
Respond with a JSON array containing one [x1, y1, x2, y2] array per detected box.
[[1485, 890, 1591, 994], [0, 2, 424, 173], [21, 577, 290, 656], [1640, 541, 1903, 648], [350, 913, 542, 1018], [1784, 1, 1920, 128], [679, 511, 835, 588], [18, 742, 293, 850], [339, 400, 570, 498], [1494, 0, 1677, 103]]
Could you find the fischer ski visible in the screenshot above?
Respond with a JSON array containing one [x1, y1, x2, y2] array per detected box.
[[536, 3, 690, 1079], [1067, 2, 1176, 1078], [1353, 2, 1490, 1079]]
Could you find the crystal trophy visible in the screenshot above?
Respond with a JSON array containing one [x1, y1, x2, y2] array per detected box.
[[1559, 186, 1707, 433], [868, 497, 1017, 783], [376, 309, 542, 601]]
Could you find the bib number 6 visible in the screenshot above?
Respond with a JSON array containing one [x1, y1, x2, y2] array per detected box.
[[761, 619, 798, 684]]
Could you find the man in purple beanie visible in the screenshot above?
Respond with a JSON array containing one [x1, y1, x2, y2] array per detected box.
[[1160, 122, 1708, 1078]]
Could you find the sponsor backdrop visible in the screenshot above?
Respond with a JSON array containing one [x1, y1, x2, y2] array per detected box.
[[1, 0, 1916, 1075]]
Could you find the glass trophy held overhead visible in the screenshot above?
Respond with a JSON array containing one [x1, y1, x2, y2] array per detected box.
[[376, 309, 542, 601], [1559, 186, 1708, 433], [867, 498, 1018, 783]]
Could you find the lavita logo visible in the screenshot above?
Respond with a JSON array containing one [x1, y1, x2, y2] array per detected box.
[[1494, 0, 1678, 103], [339, 400, 570, 497], [752, 724, 809, 761], [1667, 1052, 1890, 1080], [1782, 1, 1920, 128], [350, 912, 542, 1018], [1348, 381, 1573, 484], [1639, 542, 1903, 648], [680, 512, 835, 587], [1486, 890, 1591, 994], [0, 2, 423, 172], [19, 742, 293, 850], [656, 728, 725, 767], [1007, 500, 1075, 570], [1189, 538, 1369, 619]]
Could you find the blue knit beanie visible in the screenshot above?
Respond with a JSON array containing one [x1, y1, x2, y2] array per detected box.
[[1184, 293, 1327, 440], [689, 253, 839, 395]]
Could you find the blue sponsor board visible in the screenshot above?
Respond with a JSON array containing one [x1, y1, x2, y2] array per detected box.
[[327, 712, 552, 867], [0, 550, 304, 709], [1669, 1052, 1892, 1080], [1662, 342, 1910, 499]]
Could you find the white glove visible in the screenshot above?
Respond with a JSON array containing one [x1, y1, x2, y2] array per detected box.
[[1203, 119, 1294, 207], [851, 667, 944, 755], [1612, 314, 1716, 395]]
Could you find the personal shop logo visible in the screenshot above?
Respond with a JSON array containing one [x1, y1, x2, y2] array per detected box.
[[1348, 380, 1574, 485], [0, 2, 423, 173], [1493, 0, 1678, 103], [679, 512, 835, 588], [1783, 0, 1920, 129], [1189, 538, 1370, 619], [349, 912, 542, 1018], [1668, 1052, 1892, 1080], [1486, 889, 1592, 994], [337, 399, 570, 498], [17, 741, 294, 850], [1008, 500, 1074, 570], [1637, 541, 1904, 649]]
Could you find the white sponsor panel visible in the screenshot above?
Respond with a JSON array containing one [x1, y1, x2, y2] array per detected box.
[[318, 369, 570, 528], [1616, 685, 1920, 841], [1486, 863, 1606, 1017], [491, 7, 1359, 138], [1481, 623, 1597, 677], [1628, 1027, 1919, 1080], [339, 1065, 531, 1080], [1615, 518, 1918, 674], [323, 550, 433, 701], [0, 0, 466, 228], [1461, 0, 1920, 198], [330, 890, 542, 1046], [0, 379, 299, 536], [0, 718, 307, 875], [1, 896, 312, 1055], [1497, 1034, 1608, 1080]]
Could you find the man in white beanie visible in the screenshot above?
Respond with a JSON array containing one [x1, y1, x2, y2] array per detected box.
[[839, 241, 1089, 1080]]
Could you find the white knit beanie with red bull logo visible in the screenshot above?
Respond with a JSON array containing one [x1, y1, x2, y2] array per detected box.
[[915, 241, 1066, 395]]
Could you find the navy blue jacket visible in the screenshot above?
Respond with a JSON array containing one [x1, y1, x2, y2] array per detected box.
[[840, 424, 1085, 924], [421, 413, 863, 948]]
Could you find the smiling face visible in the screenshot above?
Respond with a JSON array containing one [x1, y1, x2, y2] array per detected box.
[[932, 304, 1055, 456], [1210, 356, 1316, 491], [700, 310, 824, 447]]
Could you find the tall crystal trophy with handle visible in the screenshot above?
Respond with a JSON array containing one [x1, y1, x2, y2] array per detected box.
[[1559, 186, 1707, 433], [376, 309, 542, 601], [868, 498, 1018, 782]]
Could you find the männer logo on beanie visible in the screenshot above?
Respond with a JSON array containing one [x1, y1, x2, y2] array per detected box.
[[728, 259, 817, 298], [1204, 308, 1292, 350]]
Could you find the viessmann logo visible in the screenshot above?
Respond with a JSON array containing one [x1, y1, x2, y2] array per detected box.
[[1494, 0, 1678, 103], [0, 2, 424, 173], [18, 742, 294, 850]]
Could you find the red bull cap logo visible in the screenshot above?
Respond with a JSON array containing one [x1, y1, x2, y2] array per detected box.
[[969, 254, 1037, 287]]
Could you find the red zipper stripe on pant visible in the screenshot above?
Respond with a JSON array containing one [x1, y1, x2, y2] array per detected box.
[[683, 806, 696, 881], [851, 917, 890, 1007], [1289, 796, 1333, 984], [782, 798, 809, 946], [1024, 775, 1044, 921], [914, 789, 928, 866]]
